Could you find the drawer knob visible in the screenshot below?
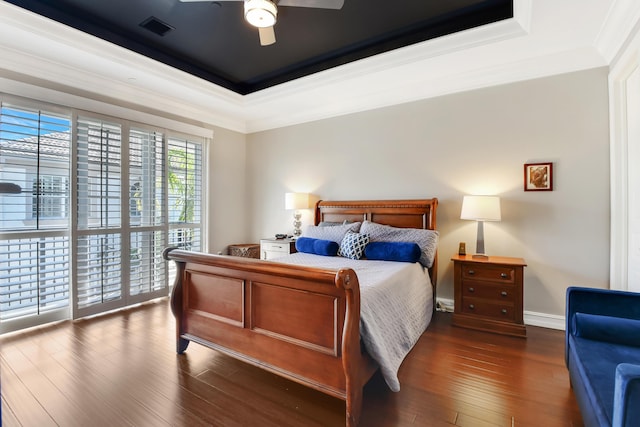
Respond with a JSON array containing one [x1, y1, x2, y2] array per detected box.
[[501, 291, 508, 297], [500, 273, 508, 279], [501, 309, 508, 315], [468, 287, 475, 293], [468, 270, 475, 275], [469, 304, 475, 310]]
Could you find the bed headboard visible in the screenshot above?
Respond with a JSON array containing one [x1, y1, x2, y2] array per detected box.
[[314, 198, 439, 288], [315, 199, 437, 230]]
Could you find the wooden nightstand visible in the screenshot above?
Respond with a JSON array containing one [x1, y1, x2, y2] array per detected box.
[[260, 238, 297, 260], [451, 254, 527, 338]]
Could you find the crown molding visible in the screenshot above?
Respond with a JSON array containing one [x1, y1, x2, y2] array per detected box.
[[241, 15, 529, 132], [0, 1, 247, 131], [241, 47, 606, 133], [0, 0, 613, 134], [595, 0, 640, 65], [0, 73, 215, 138]]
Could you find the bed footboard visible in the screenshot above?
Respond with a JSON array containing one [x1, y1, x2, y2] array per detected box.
[[164, 248, 374, 426]]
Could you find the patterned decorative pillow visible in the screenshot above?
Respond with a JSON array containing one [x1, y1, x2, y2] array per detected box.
[[302, 222, 361, 243], [337, 231, 370, 260], [360, 221, 439, 268]]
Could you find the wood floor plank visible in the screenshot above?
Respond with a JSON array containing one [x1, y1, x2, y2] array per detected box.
[[1, 344, 96, 427], [1, 394, 23, 427], [197, 366, 343, 427], [1, 298, 584, 427], [0, 355, 55, 427]]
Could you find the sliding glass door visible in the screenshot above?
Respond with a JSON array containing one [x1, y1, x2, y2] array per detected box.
[[0, 98, 204, 333]]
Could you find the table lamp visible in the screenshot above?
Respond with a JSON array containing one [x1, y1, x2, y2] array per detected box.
[[460, 195, 501, 259], [285, 192, 311, 237]]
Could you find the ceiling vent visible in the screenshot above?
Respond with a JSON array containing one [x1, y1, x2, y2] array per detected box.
[[139, 17, 174, 37]]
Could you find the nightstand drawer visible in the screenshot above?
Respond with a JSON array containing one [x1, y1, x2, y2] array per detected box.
[[260, 238, 297, 260], [461, 281, 516, 301], [460, 297, 516, 321], [261, 241, 292, 252], [461, 264, 515, 283]]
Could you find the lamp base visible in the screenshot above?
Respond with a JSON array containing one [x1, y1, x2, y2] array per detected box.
[[471, 254, 489, 260], [292, 211, 302, 237]]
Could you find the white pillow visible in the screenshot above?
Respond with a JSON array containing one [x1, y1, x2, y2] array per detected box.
[[360, 221, 438, 268], [302, 222, 361, 243]]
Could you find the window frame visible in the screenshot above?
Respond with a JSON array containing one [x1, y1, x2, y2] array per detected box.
[[0, 94, 208, 333]]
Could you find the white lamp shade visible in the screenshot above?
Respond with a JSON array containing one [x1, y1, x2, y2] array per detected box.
[[285, 192, 310, 210], [460, 195, 501, 222]]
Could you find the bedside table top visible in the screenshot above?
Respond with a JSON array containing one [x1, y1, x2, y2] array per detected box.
[[261, 237, 296, 244], [451, 254, 527, 267]]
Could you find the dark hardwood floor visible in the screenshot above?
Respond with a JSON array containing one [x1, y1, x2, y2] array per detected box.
[[1, 298, 583, 426]]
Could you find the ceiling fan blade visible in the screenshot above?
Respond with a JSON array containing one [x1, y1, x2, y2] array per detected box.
[[259, 26, 276, 46], [277, 0, 344, 9]]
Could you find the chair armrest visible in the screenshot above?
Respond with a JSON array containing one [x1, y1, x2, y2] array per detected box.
[[613, 363, 640, 427], [565, 287, 640, 366]]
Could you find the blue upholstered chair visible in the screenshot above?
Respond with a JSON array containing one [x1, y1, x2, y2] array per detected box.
[[566, 287, 640, 427]]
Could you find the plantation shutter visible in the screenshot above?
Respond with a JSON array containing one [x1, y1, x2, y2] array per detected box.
[[167, 137, 202, 248], [75, 117, 123, 314], [128, 128, 167, 299], [166, 137, 203, 285], [0, 103, 71, 332]]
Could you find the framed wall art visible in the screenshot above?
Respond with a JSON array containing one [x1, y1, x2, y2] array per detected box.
[[524, 162, 553, 191]]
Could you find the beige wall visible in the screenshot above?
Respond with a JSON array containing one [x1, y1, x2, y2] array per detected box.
[[207, 126, 249, 255], [245, 68, 611, 319]]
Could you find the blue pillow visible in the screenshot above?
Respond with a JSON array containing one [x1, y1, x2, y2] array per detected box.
[[364, 241, 421, 263], [313, 239, 339, 256], [295, 237, 339, 256], [295, 237, 316, 254], [573, 312, 640, 347], [360, 221, 438, 267]]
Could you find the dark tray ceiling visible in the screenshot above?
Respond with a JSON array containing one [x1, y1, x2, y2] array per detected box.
[[6, 0, 513, 95]]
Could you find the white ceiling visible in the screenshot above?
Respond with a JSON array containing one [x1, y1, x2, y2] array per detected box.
[[0, 0, 636, 134]]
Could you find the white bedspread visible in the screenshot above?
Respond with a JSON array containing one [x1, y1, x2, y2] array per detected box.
[[272, 252, 433, 392]]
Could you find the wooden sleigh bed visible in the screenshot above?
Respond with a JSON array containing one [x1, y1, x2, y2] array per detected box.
[[164, 199, 438, 426]]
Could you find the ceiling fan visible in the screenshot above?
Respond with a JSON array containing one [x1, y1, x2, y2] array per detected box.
[[179, 0, 345, 46]]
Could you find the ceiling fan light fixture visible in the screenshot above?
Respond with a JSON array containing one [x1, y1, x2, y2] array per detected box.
[[244, 0, 277, 28]]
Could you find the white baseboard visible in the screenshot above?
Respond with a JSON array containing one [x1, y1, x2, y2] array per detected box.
[[524, 311, 565, 330], [436, 297, 566, 330]]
